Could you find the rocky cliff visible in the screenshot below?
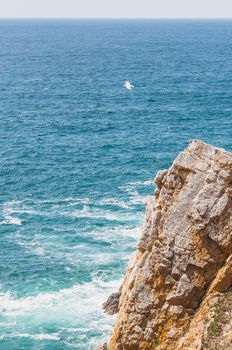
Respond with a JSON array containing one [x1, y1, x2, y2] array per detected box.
[[104, 140, 232, 350]]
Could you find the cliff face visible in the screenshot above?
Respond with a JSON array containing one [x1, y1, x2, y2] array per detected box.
[[107, 140, 232, 350]]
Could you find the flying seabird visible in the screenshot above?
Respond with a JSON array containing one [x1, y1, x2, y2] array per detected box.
[[124, 81, 134, 91]]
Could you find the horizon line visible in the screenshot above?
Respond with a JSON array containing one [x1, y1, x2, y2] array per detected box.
[[1, 17, 232, 20]]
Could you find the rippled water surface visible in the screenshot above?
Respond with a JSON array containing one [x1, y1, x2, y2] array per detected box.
[[0, 20, 232, 349]]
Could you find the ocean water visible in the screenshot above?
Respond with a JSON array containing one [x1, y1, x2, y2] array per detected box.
[[0, 19, 232, 350]]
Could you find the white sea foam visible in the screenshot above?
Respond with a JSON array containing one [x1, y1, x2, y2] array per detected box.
[[0, 333, 60, 341], [98, 198, 130, 209], [129, 194, 148, 205], [1, 201, 22, 225], [115, 225, 142, 238], [0, 197, 93, 225], [0, 278, 120, 321], [119, 179, 153, 206], [31, 333, 60, 340], [12, 238, 46, 256], [91, 225, 142, 242], [1, 198, 134, 222], [0, 280, 118, 349], [32, 246, 45, 256], [0, 321, 16, 326], [6, 216, 22, 225], [24, 197, 91, 205], [0, 192, 145, 227], [11, 221, 142, 264], [122, 188, 148, 205], [126, 180, 154, 186], [64, 342, 80, 348], [0, 194, 145, 348], [69, 205, 131, 222]]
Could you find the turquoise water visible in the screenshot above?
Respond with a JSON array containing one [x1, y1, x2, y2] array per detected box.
[[0, 20, 232, 349]]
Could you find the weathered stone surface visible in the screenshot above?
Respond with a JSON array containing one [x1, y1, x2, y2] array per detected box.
[[175, 255, 232, 350], [103, 292, 120, 315], [106, 140, 232, 350]]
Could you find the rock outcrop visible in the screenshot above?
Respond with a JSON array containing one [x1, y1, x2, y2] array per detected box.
[[103, 292, 120, 315], [106, 140, 232, 350]]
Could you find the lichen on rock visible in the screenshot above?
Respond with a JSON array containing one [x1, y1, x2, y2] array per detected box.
[[104, 140, 232, 350]]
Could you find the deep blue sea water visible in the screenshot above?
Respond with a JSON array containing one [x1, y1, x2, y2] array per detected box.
[[0, 19, 232, 349]]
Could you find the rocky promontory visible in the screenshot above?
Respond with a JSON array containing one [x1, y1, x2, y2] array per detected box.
[[104, 140, 232, 350]]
